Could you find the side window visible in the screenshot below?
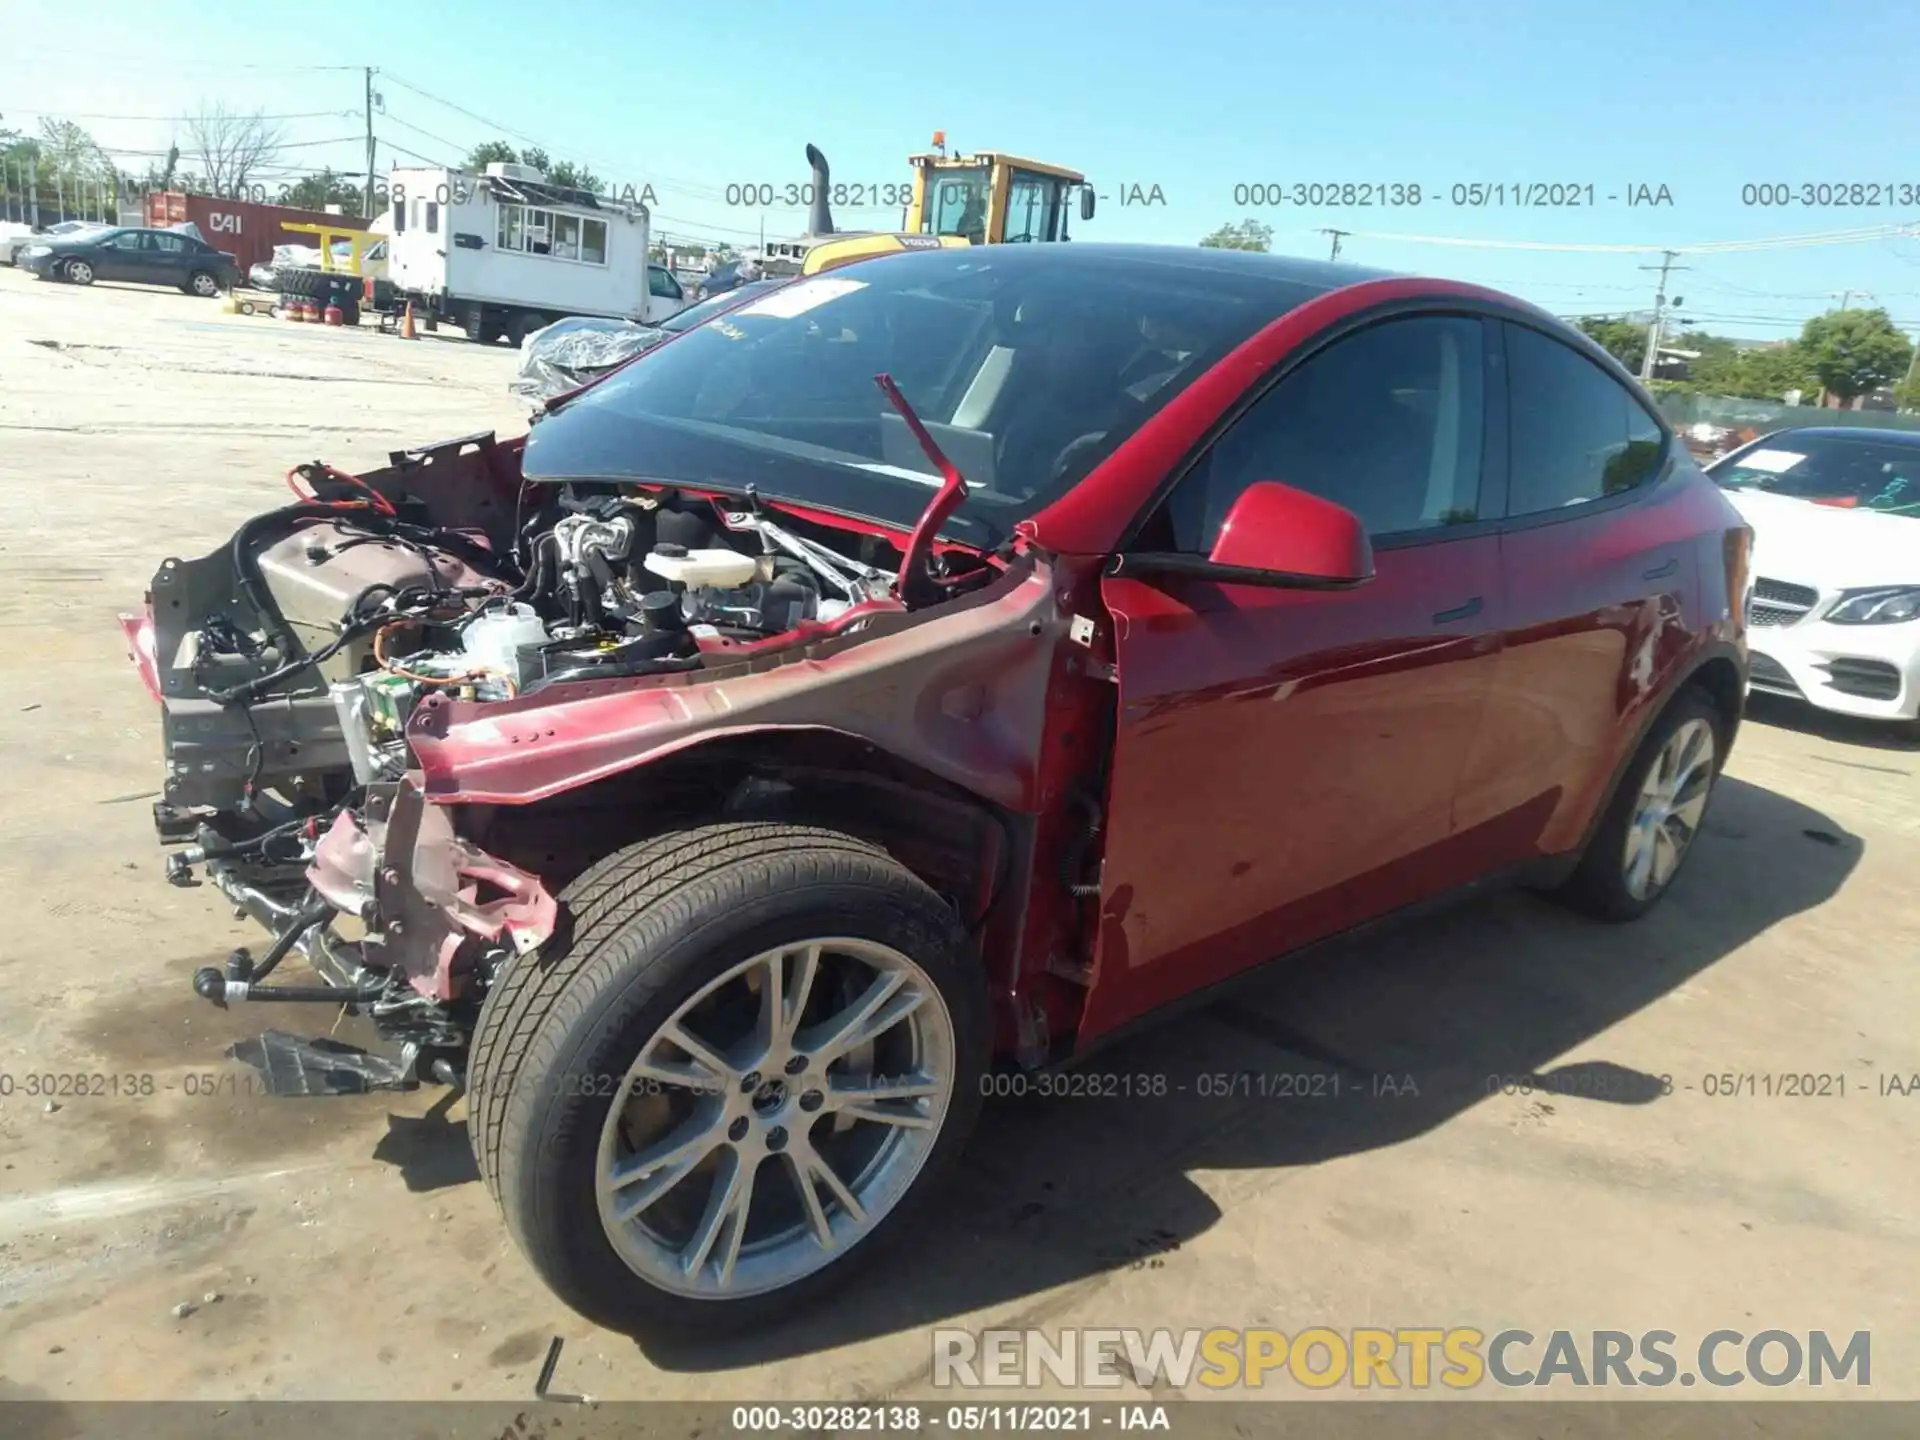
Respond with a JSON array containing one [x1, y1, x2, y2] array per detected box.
[[1505, 323, 1666, 513], [1157, 315, 1486, 553], [151, 233, 185, 253], [648, 265, 682, 299], [1003, 171, 1054, 244]]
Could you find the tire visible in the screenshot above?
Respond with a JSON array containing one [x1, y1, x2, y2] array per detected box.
[[467, 822, 989, 1334], [1551, 686, 1725, 922], [507, 312, 547, 348], [185, 269, 221, 298], [460, 302, 491, 342], [64, 259, 94, 286]]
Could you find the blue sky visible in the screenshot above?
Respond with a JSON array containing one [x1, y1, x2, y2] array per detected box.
[[7, 0, 1920, 338]]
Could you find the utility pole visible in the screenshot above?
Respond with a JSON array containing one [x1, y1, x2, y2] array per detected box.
[[363, 67, 377, 218], [1321, 228, 1349, 262], [1638, 249, 1687, 382]]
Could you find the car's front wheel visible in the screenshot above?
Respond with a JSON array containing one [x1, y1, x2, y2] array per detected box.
[[468, 822, 988, 1333], [63, 259, 94, 286], [1553, 686, 1724, 921]]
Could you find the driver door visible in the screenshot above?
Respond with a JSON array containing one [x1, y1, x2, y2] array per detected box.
[[90, 232, 141, 281], [1080, 312, 1507, 1041]]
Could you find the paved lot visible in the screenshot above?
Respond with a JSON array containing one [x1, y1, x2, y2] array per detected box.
[[1, 264, 1916, 1410]]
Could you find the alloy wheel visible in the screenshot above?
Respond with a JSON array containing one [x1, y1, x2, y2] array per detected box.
[[66, 261, 93, 285], [594, 937, 955, 1299], [1622, 717, 1715, 900], [191, 272, 218, 296]]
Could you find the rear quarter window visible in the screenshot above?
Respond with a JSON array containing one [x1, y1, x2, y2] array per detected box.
[[1506, 322, 1666, 515]]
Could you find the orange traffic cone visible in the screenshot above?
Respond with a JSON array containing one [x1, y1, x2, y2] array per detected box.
[[400, 301, 417, 340]]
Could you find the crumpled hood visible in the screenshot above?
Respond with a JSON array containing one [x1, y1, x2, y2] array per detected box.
[[1726, 489, 1919, 588]]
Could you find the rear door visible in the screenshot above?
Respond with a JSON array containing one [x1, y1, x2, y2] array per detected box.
[[1452, 320, 1697, 870], [145, 231, 192, 285], [1084, 312, 1507, 1040]]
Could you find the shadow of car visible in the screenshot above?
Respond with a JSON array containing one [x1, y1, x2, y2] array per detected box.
[[621, 773, 1858, 1369], [16, 225, 238, 296]]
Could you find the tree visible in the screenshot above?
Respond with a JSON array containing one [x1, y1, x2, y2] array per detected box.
[[280, 167, 365, 216], [185, 102, 284, 198], [461, 140, 601, 194], [547, 159, 602, 194], [1575, 315, 1648, 374], [37, 118, 108, 185], [1199, 219, 1272, 252], [1892, 370, 1920, 413], [463, 140, 519, 171], [1799, 307, 1913, 405]]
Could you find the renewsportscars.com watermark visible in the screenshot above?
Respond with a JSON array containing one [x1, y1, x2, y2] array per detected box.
[[933, 1327, 1871, 1391]]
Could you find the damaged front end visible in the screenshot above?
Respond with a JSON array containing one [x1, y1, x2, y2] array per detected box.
[[124, 404, 1060, 1095]]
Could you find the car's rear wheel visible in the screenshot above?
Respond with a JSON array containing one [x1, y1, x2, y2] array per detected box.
[[468, 822, 988, 1333], [1552, 686, 1723, 922], [186, 270, 221, 297], [63, 259, 94, 286]]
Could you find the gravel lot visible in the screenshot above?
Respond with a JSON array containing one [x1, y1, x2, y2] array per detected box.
[[1, 264, 1915, 1413]]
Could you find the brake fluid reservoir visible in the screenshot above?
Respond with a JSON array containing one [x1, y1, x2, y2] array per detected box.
[[462, 604, 549, 687], [643, 546, 759, 589]]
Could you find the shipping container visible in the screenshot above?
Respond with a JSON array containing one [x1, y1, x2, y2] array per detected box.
[[142, 192, 374, 279]]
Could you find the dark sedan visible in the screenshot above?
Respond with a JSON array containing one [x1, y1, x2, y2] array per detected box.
[[17, 226, 238, 296]]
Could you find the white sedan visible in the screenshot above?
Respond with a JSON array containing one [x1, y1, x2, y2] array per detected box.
[[1709, 426, 1920, 727], [0, 222, 35, 265]]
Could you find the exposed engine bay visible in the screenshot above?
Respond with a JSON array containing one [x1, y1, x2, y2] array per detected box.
[[320, 487, 903, 788], [149, 470, 947, 817], [130, 436, 1001, 1090]]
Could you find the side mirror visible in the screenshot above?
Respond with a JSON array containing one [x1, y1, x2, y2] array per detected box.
[[1079, 187, 1096, 223], [1208, 481, 1373, 584], [1111, 481, 1372, 590]]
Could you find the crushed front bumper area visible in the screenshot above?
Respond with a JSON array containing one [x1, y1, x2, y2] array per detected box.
[[164, 781, 557, 1095]]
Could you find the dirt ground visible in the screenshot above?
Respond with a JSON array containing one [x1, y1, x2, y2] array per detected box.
[[1, 265, 1916, 1410]]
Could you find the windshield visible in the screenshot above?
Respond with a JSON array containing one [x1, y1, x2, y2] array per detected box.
[[659, 280, 786, 333], [1710, 431, 1920, 516], [920, 167, 990, 242], [521, 246, 1335, 543]]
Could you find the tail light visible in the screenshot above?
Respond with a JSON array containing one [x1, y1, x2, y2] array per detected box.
[[118, 606, 164, 704], [1723, 526, 1752, 633]]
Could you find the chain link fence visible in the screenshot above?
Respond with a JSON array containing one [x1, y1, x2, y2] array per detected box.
[[1654, 390, 1920, 437]]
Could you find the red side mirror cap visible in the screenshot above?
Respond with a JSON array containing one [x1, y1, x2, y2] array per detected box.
[[1208, 481, 1373, 585]]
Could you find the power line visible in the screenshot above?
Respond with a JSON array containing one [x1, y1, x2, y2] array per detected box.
[[377, 72, 545, 149], [5, 107, 359, 123], [378, 137, 455, 167], [1340, 221, 1919, 255], [0, 44, 362, 70], [379, 112, 470, 156], [375, 69, 733, 203]]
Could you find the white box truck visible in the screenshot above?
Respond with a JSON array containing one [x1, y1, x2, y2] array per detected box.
[[379, 162, 693, 345]]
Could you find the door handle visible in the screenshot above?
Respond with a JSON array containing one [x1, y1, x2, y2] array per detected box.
[[1642, 558, 1678, 581], [1431, 596, 1483, 625]]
